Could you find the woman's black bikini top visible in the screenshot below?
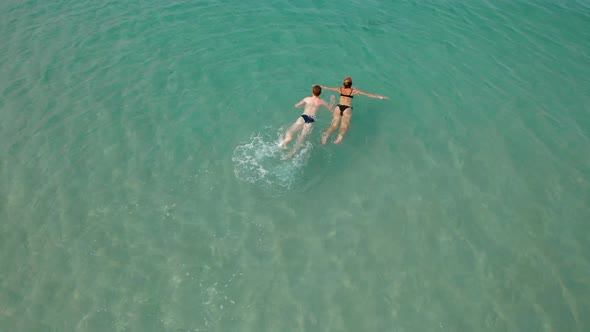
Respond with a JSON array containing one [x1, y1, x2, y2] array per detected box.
[[340, 88, 354, 99]]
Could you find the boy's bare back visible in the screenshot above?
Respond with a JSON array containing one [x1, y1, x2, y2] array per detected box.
[[295, 96, 333, 118]]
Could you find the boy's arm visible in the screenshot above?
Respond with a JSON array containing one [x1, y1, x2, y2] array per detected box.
[[355, 89, 389, 100], [294, 98, 307, 108]]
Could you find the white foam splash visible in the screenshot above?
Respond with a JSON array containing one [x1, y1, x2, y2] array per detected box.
[[232, 129, 312, 189]]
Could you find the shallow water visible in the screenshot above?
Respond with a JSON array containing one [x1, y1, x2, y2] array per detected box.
[[1, 0, 590, 331]]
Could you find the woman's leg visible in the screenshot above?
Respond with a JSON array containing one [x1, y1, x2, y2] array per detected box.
[[334, 109, 352, 144], [322, 107, 341, 144]]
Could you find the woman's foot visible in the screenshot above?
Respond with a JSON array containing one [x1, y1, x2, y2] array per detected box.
[[321, 132, 330, 145], [334, 134, 344, 144]]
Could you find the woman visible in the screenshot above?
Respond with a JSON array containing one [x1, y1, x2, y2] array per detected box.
[[318, 77, 388, 144]]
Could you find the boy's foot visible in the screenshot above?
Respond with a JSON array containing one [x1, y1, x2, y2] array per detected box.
[[334, 134, 344, 144], [279, 136, 292, 148]]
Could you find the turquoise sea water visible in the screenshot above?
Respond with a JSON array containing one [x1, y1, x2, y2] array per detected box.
[[2, 0, 590, 331]]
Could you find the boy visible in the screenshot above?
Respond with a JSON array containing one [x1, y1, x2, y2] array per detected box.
[[279, 85, 334, 158]]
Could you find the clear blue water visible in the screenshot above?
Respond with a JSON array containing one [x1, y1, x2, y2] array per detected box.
[[1, 0, 590, 331]]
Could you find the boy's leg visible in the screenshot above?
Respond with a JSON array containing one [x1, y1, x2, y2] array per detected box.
[[286, 123, 313, 158], [280, 118, 304, 147], [322, 107, 341, 144], [334, 111, 352, 144], [295, 123, 313, 149]]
